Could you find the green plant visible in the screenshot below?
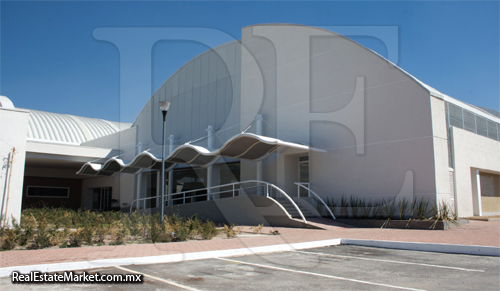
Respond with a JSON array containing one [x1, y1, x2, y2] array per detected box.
[[326, 197, 337, 217], [269, 230, 280, 235], [80, 222, 95, 246], [33, 216, 52, 249], [1, 228, 18, 251], [223, 223, 240, 238], [429, 201, 458, 229], [381, 198, 396, 219], [201, 220, 219, 240], [397, 197, 410, 220], [371, 200, 382, 219], [359, 199, 372, 219], [416, 197, 430, 220], [67, 228, 83, 248], [315, 198, 325, 216], [349, 196, 360, 218], [340, 195, 349, 218], [380, 198, 396, 228]]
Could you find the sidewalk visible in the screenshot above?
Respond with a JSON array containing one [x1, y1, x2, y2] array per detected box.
[[1, 220, 499, 269]]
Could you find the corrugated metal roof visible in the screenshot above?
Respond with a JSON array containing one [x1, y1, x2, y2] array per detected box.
[[25, 109, 132, 145]]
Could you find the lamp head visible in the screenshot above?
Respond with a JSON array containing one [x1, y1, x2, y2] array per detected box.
[[159, 101, 170, 112]]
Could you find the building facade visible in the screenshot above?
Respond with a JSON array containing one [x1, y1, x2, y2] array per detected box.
[[1, 24, 499, 227]]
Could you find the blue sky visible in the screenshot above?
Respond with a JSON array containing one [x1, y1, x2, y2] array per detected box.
[[1, 1, 498, 123]]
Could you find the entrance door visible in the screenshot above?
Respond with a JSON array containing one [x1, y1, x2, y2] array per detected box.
[[298, 156, 309, 197], [92, 187, 112, 210]]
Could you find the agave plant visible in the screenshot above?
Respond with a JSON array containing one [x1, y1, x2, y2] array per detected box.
[[397, 197, 410, 220], [360, 199, 372, 219], [416, 197, 430, 220], [349, 196, 361, 219], [326, 197, 338, 218], [340, 195, 349, 218], [380, 198, 396, 228]]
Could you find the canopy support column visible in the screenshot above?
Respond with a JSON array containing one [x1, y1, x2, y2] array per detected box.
[[135, 142, 143, 207], [207, 126, 214, 200], [256, 115, 263, 195], [168, 135, 176, 206]]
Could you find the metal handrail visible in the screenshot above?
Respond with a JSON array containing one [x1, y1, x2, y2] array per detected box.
[[130, 180, 307, 223], [294, 182, 336, 220]]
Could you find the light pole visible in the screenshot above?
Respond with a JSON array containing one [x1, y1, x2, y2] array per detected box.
[[159, 101, 170, 228]]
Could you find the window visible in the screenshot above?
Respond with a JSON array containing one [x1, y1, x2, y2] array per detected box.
[[26, 186, 69, 198]]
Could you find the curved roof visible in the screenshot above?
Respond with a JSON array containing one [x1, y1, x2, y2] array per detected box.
[[0, 96, 15, 109], [25, 109, 132, 145], [77, 133, 326, 176]]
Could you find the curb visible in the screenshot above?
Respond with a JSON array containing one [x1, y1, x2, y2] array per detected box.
[[0, 238, 342, 277], [341, 239, 500, 256], [1, 238, 498, 278]]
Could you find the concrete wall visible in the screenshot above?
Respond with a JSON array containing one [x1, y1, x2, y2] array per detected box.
[[149, 195, 312, 228], [0, 107, 30, 227], [430, 96, 453, 205], [240, 24, 437, 203], [81, 126, 137, 209], [452, 127, 500, 217]]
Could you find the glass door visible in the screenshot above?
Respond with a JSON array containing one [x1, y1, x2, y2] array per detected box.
[[91, 187, 112, 210]]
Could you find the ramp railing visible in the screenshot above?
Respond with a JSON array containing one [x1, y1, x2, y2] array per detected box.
[[130, 180, 307, 223]]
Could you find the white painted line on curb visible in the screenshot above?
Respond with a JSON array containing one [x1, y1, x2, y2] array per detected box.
[[294, 250, 485, 272], [341, 239, 500, 257], [115, 266, 201, 291], [0, 238, 342, 277], [216, 257, 426, 291]]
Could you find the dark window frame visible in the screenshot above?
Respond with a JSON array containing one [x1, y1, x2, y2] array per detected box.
[[26, 186, 70, 198]]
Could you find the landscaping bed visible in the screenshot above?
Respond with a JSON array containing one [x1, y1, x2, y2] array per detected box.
[[336, 218, 469, 230], [0, 208, 273, 252]]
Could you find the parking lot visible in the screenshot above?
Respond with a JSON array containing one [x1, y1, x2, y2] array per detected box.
[[1, 245, 499, 290]]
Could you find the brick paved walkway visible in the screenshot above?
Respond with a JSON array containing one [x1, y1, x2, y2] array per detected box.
[[1, 220, 499, 269]]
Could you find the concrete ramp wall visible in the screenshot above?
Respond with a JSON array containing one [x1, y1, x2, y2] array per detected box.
[[141, 195, 318, 228]]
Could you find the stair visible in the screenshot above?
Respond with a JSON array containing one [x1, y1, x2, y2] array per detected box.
[[275, 198, 315, 218]]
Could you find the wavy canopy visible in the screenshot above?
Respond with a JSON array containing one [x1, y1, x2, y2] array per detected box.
[[76, 133, 326, 176]]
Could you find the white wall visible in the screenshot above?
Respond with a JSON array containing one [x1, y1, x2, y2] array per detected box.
[[430, 96, 453, 205], [0, 108, 30, 227], [81, 127, 138, 209], [452, 127, 500, 217], [241, 24, 438, 203]]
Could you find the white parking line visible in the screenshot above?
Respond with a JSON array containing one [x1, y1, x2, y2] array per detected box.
[[216, 257, 426, 291], [115, 266, 202, 291], [294, 250, 485, 272]]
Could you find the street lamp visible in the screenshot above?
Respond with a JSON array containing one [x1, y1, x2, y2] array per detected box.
[[159, 101, 170, 228]]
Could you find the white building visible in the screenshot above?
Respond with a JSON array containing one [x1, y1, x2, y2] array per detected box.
[[1, 24, 499, 227]]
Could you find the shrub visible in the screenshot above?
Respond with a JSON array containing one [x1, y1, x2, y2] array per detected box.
[[201, 220, 219, 240], [223, 223, 240, 238], [251, 224, 264, 234], [1, 228, 18, 251]]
